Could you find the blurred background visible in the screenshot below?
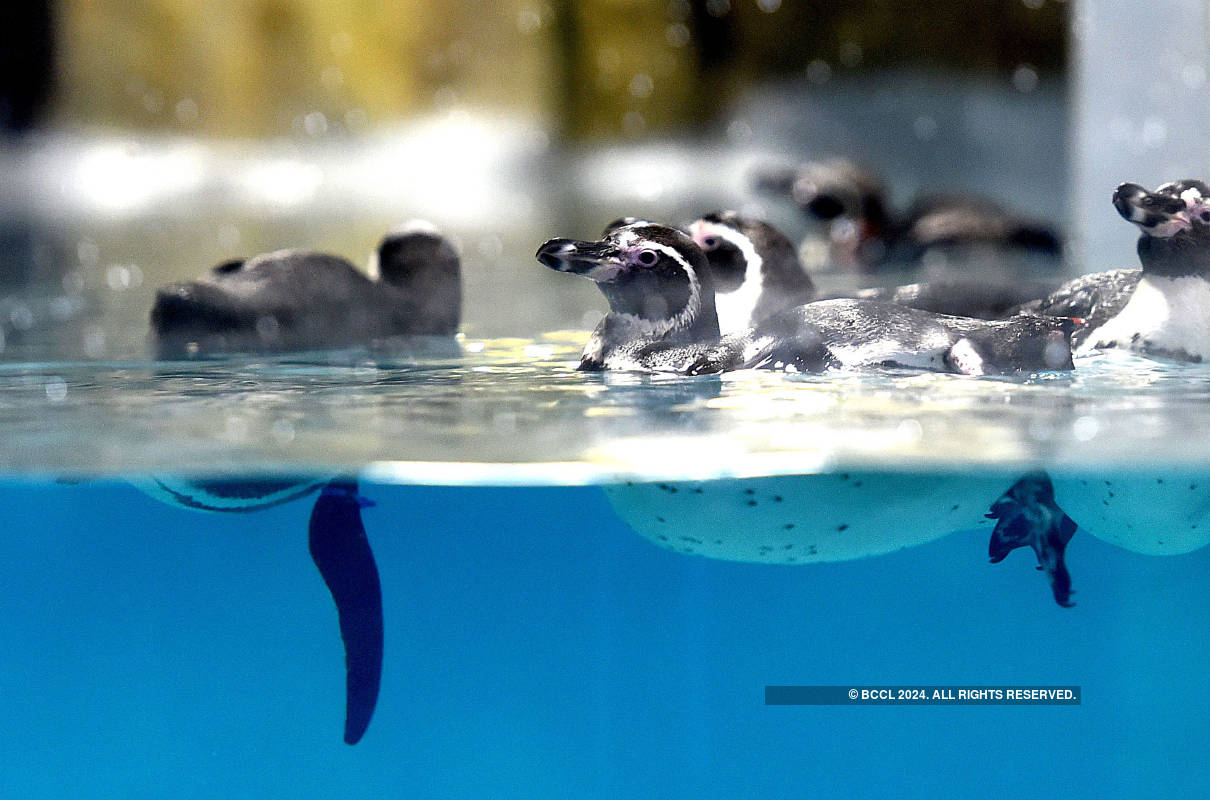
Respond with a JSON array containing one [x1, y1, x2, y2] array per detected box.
[[0, 1, 1204, 354]]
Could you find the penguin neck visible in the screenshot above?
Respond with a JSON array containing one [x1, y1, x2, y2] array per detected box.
[[1137, 231, 1210, 279], [599, 266, 719, 344]]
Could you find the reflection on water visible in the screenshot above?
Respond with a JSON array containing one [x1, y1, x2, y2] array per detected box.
[[0, 339, 1206, 478]]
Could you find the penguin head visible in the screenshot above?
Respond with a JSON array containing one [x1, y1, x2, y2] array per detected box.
[[1116, 181, 1210, 277], [373, 221, 462, 334], [782, 158, 889, 227], [688, 211, 755, 292], [536, 222, 718, 340], [688, 211, 813, 295]]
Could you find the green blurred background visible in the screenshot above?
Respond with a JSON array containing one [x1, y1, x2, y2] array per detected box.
[[9, 0, 1066, 140]]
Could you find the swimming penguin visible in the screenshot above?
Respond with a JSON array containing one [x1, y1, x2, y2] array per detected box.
[[536, 222, 1077, 376], [1021, 180, 1210, 361], [689, 211, 1062, 327], [151, 221, 461, 357], [753, 157, 1062, 272], [687, 211, 816, 332], [134, 475, 383, 745], [980, 180, 1210, 599]]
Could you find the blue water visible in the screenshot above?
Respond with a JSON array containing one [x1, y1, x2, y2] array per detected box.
[[3, 477, 1207, 798]]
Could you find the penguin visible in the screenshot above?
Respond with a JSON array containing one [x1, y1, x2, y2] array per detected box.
[[134, 475, 383, 745], [1022, 180, 1210, 361], [752, 156, 1062, 272], [688, 211, 1062, 327], [536, 222, 1078, 376], [687, 211, 816, 332], [151, 221, 461, 357]]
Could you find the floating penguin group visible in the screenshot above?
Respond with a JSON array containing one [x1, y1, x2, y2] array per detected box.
[[140, 177, 1210, 745], [752, 156, 1062, 273]]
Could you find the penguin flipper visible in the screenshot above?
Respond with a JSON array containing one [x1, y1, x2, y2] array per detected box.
[[986, 473, 1078, 607], [308, 479, 384, 745], [986, 507, 1033, 563]]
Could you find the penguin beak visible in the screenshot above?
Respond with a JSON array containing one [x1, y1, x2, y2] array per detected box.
[[536, 238, 625, 282]]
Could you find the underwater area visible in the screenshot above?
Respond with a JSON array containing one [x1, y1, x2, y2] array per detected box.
[[4, 1, 1210, 798]]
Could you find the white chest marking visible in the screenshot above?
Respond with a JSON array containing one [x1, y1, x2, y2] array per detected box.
[[1079, 276, 1210, 360], [710, 228, 764, 335]]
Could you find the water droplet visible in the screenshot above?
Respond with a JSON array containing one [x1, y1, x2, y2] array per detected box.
[[83, 327, 105, 358], [665, 23, 690, 48], [45, 377, 67, 403], [321, 66, 344, 92], [174, 98, 199, 124], [105, 264, 143, 291], [897, 419, 924, 442], [517, 7, 541, 33], [10, 305, 34, 331], [142, 91, 164, 115], [806, 59, 832, 85], [913, 115, 938, 141], [77, 239, 100, 268], [271, 419, 296, 444], [1012, 64, 1038, 93], [1141, 116, 1167, 148], [629, 74, 655, 99], [726, 119, 753, 143], [1182, 62, 1206, 89], [303, 111, 328, 137], [839, 41, 863, 68], [1072, 415, 1099, 441]]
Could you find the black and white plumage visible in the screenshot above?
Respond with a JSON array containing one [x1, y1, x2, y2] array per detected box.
[[693, 210, 1061, 322], [1023, 180, 1210, 361], [537, 223, 1077, 376], [687, 211, 816, 333], [151, 221, 461, 357], [753, 157, 1062, 272], [537, 223, 721, 372], [689, 298, 1076, 376]]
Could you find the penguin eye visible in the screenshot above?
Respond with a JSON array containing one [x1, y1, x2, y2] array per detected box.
[[636, 249, 659, 266], [701, 236, 719, 251]]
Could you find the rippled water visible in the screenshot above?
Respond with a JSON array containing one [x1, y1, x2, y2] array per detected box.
[[3, 340, 1209, 480]]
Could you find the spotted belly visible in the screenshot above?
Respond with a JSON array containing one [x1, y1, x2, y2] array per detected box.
[[602, 472, 1007, 564]]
